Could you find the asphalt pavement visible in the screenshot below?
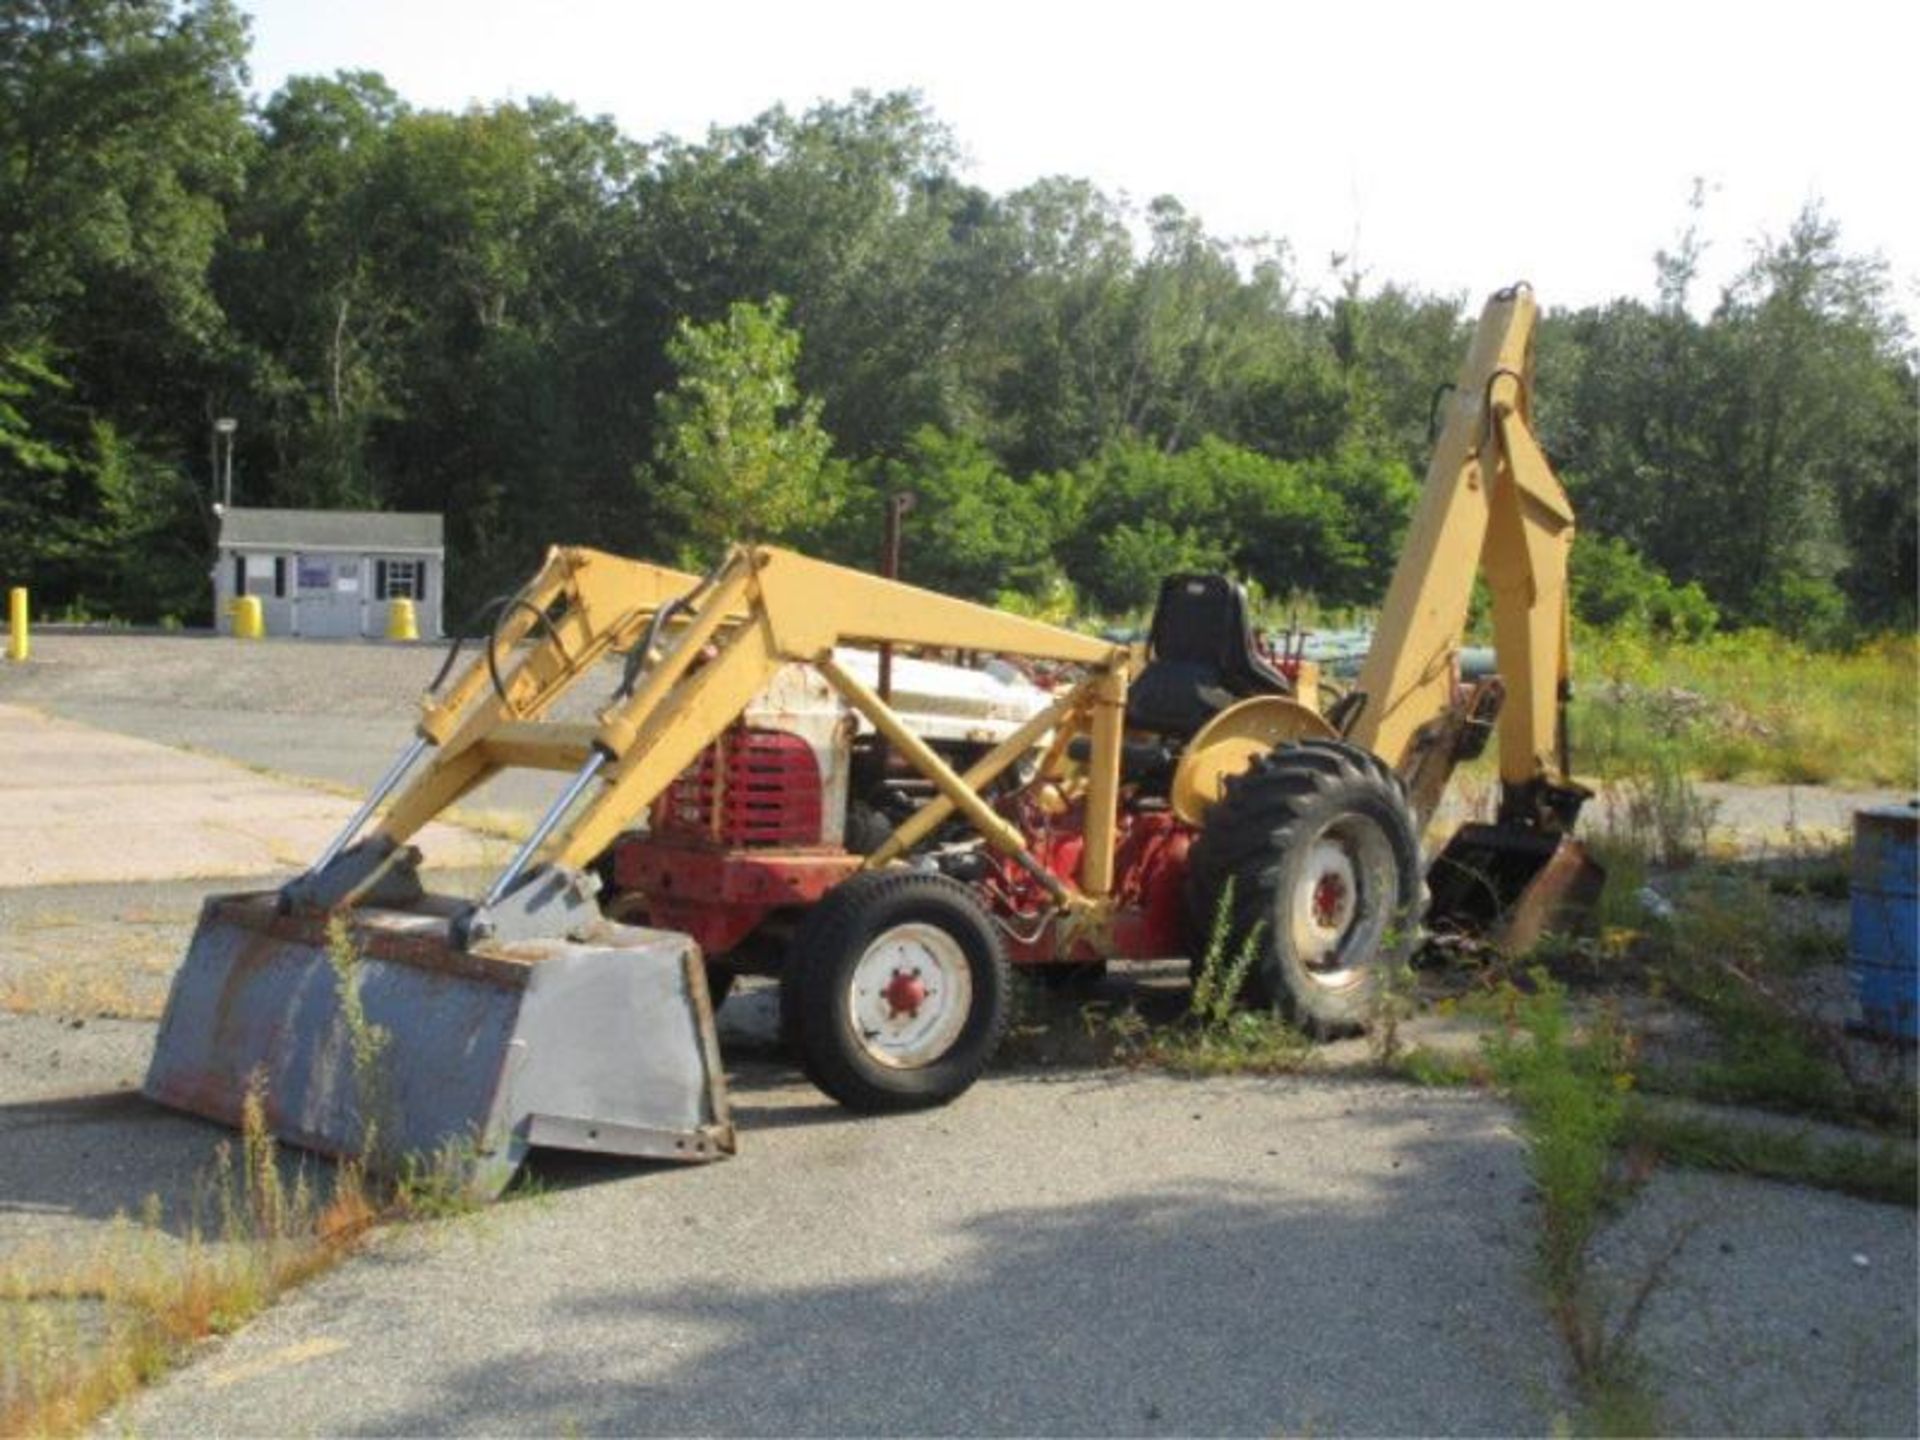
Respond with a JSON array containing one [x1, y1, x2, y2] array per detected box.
[[114, 1070, 1572, 1436]]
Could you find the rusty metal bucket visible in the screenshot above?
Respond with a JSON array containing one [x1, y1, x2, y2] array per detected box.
[[144, 893, 733, 1199], [1425, 824, 1605, 956]]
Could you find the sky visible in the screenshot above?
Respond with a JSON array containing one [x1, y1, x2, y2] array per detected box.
[[239, 0, 1918, 318]]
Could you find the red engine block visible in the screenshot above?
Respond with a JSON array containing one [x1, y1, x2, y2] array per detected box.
[[990, 803, 1195, 966], [609, 728, 859, 957]]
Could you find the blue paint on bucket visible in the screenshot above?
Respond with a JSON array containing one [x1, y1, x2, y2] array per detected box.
[[1849, 802, 1918, 1042]]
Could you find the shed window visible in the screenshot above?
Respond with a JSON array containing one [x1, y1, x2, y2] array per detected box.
[[241, 553, 281, 599], [377, 559, 426, 601]]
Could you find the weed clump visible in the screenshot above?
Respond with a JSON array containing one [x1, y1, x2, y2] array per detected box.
[[1111, 884, 1314, 1076], [0, 1089, 377, 1435], [1481, 970, 1664, 1433]]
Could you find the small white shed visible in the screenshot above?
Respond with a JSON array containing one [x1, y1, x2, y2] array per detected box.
[[214, 508, 445, 638]]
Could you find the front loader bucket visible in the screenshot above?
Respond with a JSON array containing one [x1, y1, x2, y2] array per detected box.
[[144, 893, 734, 1200], [1426, 824, 1605, 956]]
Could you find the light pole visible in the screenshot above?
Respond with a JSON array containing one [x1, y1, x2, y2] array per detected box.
[[214, 417, 237, 508]]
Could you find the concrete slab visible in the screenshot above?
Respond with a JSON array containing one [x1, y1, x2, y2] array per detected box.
[[0, 704, 506, 887], [1590, 1168, 1917, 1436]]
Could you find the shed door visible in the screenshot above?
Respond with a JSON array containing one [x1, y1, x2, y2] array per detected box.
[[295, 554, 363, 638]]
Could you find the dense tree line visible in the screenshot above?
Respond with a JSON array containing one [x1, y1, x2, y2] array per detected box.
[[2, 0, 1913, 638]]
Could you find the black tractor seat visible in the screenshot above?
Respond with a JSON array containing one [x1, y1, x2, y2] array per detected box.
[[1124, 573, 1291, 740]]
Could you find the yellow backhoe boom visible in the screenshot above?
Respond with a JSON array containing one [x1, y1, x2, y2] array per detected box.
[[1347, 284, 1581, 828]]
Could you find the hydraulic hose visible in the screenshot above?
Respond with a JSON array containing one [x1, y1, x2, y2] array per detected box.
[[426, 593, 513, 697], [487, 594, 574, 705], [613, 554, 732, 701], [616, 595, 694, 700]]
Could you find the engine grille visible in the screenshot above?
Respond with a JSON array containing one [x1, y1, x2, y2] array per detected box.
[[652, 728, 824, 848]]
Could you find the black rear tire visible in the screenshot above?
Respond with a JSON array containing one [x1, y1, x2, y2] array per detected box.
[[1185, 739, 1423, 1035], [786, 870, 1010, 1113]]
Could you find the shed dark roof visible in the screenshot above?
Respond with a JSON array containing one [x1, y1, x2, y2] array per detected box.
[[219, 507, 443, 551]]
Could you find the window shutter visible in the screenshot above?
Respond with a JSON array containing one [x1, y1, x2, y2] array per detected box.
[[375, 559, 388, 600]]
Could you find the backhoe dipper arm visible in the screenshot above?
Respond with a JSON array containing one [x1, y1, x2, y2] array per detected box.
[[1346, 285, 1580, 827]]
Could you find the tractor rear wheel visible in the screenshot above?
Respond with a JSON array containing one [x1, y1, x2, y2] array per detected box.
[[786, 870, 1011, 1113], [1185, 739, 1423, 1035]]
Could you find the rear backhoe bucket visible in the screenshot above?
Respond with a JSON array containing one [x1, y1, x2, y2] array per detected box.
[[1425, 824, 1605, 957], [144, 893, 734, 1200]]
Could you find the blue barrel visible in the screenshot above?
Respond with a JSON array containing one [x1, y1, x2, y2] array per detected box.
[[1849, 803, 1918, 1042]]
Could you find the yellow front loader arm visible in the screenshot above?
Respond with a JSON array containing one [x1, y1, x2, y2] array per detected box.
[[456, 546, 1127, 940], [283, 544, 709, 909], [289, 539, 1132, 943], [1347, 284, 1583, 830]]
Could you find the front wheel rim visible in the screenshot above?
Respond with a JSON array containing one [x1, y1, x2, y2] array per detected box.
[[1284, 817, 1397, 991], [846, 922, 973, 1069]]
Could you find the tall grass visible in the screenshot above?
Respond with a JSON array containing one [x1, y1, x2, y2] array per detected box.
[[1, 923, 482, 1435], [0, 1093, 377, 1435], [1046, 600, 1916, 790], [1481, 973, 1662, 1434], [1573, 628, 1917, 788]]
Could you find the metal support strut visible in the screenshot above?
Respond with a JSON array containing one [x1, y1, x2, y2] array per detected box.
[[479, 748, 610, 910], [306, 735, 431, 876]]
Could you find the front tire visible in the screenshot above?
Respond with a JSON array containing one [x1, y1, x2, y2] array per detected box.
[[786, 870, 1011, 1113], [1185, 740, 1423, 1035]]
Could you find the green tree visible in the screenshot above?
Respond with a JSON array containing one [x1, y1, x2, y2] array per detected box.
[[645, 298, 839, 559], [630, 94, 981, 459], [1540, 199, 1914, 636], [0, 0, 250, 617], [1569, 533, 1718, 638], [830, 427, 1060, 600], [219, 72, 408, 510]]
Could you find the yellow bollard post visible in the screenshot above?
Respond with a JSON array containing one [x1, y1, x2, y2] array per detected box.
[[385, 596, 418, 642], [7, 587, 27, 662], [228, 594, 264, 640]]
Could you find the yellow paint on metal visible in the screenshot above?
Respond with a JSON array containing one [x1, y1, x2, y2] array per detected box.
[[1078, 662, 1129, 899], [382, 547, 710, 835], [356, 535, 1141, 901], [750, 545, 1118, 667], [229, 594, 264, 639], [558, 607, 783, 868], [1347, 285, 1575, 794], [6, 587, 25, 662], [1169, 695, 1339, 824], [818, 653, 1034, 865], [478, 721, 598, 772], [1290, 658, 1320, 712], [385, 596, 419, 641], [867, 681, 1089, 866]]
